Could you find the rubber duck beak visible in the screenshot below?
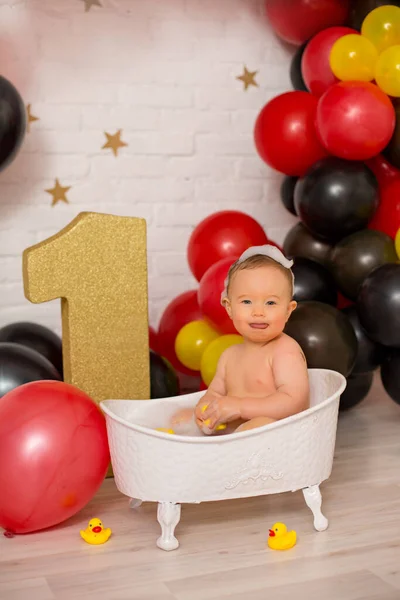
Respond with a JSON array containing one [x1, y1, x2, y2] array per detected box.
[[92, 526, 102, 533], [269, 529, 275, 537]]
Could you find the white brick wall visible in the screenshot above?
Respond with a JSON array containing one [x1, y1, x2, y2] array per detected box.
[[0, 0, 297, 335]]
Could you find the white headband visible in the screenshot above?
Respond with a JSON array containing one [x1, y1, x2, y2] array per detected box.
[[220, 244, 294, 304]]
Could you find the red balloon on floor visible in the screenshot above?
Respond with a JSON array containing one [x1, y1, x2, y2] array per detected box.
[[0, 381, 109, 534], [369, 178, 400, 239], [187, 211, 268, 282], [316, 81, 395, 161], [254, 91, 328, 176], [301, 26, 356, 97], [198, 256, 239, 335], [157, 290, 202, 375], [265, 0, 349, 46]]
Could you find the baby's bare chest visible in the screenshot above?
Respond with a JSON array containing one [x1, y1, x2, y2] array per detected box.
[[225, 351, 277, 397]]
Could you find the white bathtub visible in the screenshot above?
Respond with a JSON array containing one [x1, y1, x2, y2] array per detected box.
[[100, 368, 346, 551]]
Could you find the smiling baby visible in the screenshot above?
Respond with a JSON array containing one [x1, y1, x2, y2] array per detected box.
[[173, 245, 310, 435]]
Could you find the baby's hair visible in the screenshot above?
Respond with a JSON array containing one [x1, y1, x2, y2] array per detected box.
[[224, 254, 294, 300]]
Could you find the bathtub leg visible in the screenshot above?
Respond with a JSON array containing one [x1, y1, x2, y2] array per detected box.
[[302, 485, 329, 532], [157, 502, 181, 551], [129, 498, 142, 510]]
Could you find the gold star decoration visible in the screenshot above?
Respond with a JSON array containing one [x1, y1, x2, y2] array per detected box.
[[26, 104, 39, 133], [102, 130, 128, 157], [45, 179, 71, 207], [236, 66, 259, 91], [81, 0, 102, 12]]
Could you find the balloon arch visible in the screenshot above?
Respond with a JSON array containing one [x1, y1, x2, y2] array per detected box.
[[156, 1, 400, 413]]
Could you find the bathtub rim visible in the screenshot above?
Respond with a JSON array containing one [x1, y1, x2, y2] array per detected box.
[[100, 368, 346, 445]]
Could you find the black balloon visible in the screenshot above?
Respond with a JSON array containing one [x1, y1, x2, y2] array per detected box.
[[280, 176, 298, 216], [284, 301, 357, 376], [357, 264, 400, 348], [294, 158, 379, 243], [339, 371, 374, 412], [150, 350, 180, 399], [347, 1, 400, 30], [0, 76, 26, 172], [0, 322, 63, 378], [283, 222, 333, 269], [381, 348, 400, 404], [292, 257, 337, 306], [331, 230, 397, 300], [342, 306, 386, 373], [290, 41, 308, 92], [383, 98, 400, 169], [0, 342, 61, 398]]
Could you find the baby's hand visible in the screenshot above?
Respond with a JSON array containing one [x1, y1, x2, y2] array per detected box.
[[201, 396, 242, 430], [194, 390, 221, 421]]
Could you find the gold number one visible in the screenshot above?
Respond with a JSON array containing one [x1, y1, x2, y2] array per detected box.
[[22, 212, 150, 403]]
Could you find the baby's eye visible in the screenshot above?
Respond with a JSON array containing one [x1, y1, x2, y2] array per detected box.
[[266, 301, 276, 306], [241, 299, 251, 304]]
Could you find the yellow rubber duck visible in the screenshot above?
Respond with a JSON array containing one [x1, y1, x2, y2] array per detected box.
[[156, 428, 175, 434], [267, 522, 297, 551], [201, 404, 226, 431], [80, 518, 112, 545]]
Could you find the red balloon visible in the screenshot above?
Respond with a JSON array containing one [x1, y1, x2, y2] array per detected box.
[[198, 256, 238, 335], [149, 326, 159, 353], [337, 292, 354, 310], [0, 381, 109, 534], [365, 155, 400, 187], [265, 0, 349, 46], [187, 211, 268, 282], [157, 290, 202, 375], [199, 380, 208, 391], [254, 91, 328, 176], [316, 82, 395, 161], [301, 27, 357, 97], [369, 178, 400, 239]]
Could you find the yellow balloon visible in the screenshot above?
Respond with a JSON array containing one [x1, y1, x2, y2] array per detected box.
[[175, 320, 219, 371], [329, 34, 378, 82], [375, 45, 400, 97], [395, 228, 400, 259], [361, 5, 400, 53], [200, 334, 243, 386]]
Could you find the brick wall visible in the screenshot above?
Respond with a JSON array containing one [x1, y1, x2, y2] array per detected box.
[[0, 0, 297, 334]]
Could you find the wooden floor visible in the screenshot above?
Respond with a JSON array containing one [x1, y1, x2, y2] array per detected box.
[[1, 374, 400, 600]]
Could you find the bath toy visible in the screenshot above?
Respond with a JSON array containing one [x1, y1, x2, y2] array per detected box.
[[156, 428, 175, 434], [268, 522, 297, 551], [80, 518, 112, 545], [201, 404, 226, 431]]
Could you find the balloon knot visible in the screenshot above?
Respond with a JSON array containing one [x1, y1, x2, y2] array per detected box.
[[4, 530, 15, 538]]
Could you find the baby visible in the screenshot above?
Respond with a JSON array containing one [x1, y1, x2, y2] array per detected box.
[[173, 245, 309, 435]]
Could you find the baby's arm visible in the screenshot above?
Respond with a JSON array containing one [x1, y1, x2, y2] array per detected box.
[[238, 349, 309, 422], [171, 352, 229, 434], [195, 349, 228, 416]]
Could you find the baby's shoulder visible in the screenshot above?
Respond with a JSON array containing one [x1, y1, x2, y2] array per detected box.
[[220, 343, 242, 363], [273, 333, 305, 358]]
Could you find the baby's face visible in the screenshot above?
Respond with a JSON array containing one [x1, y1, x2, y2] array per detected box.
[[225, 265, 297, 343]]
